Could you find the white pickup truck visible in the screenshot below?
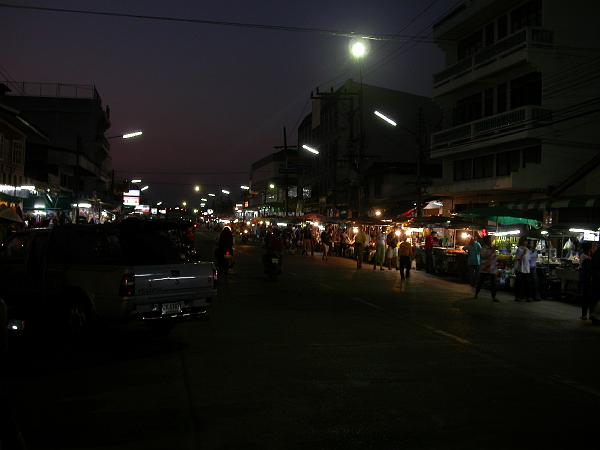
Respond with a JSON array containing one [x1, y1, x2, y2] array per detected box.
[[0, 220, 217, 337]]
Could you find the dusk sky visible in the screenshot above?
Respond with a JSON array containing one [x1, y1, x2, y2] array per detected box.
[[1, 0, 456, 204]]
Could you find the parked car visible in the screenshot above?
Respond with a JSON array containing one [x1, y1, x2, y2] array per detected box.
[[0, 221, 217, 339]]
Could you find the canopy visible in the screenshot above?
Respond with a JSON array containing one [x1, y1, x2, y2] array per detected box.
[[459, 207, 541, 227], [0, 207, 24, 223]]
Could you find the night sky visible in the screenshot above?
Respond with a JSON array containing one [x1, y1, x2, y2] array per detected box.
[[1, 0, 455, 205]]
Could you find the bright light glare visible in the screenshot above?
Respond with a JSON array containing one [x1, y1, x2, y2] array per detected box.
[[208, 193, 216, 197], [221, 189, 230, 195], [374, 110, 397, 127], [461, 232, 471, 240], [395, 230, 401, 237], [156, 201, 162, 206], [131, 179, 142, 183], [269, 184, 275, 189], [182, 201, 187, 206], [302, 144, 319, 155], [375, 210, 382, 217], [34, 204, 45, 209], [569, 228, 590, 233], [194, 185, 200, 192], [240, 185, 250, 190], [350, 41, 367, 58], [193, 209, 198, 214], [141, 185, 149, 191], [201, 198, 208, 202], [122, 131, 143, 139], [352, 227, 359, 233], [541, 230, 548, 235]]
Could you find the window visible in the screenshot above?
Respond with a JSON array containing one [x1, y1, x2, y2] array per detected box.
[[484, 88, 494, 117], [510, 0, 542, 33], [497, 15, 508, 40], [497, 83, 507, 113], [473, 155, 494, 179], [457, 30, 483, 60], [453, 159, 472, 181], [288, 186, 297, 198], [485, 23, 495, 46], [496, 150, 520, 176], [302, 186, 311, 199], [511, 72, 542, 108], [453, 93, 482, 126], [522, 145, 541, 167]]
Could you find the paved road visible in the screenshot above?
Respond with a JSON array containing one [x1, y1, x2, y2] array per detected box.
[[2, 241, 599, 450]]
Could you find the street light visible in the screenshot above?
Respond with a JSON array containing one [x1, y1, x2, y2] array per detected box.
[[107, 130, 143, 140], [301, 144, 319, 155], [221, 189, 230, 195], [350, 40, 367, 59], [374, 110, 397, 127], [269, 183, 275, 189], [208, 193, 216, 197], [156, 201, 162, 206], [141, 185, 149, 191], [201, 198, 208, 202], [131, 179, 142, 183], [240, 185, 250, 190], [194, 185, 200, 192], [182, 201, 187, 207]]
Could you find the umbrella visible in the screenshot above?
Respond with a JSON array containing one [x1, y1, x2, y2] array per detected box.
[[0, 208, 23, 223]]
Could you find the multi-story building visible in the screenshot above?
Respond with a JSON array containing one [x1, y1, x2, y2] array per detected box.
[[430, 0, 600, 224], [2, 82, 114, 207], [0, 93, 46, 206], [248, 148, 302, 217], [297, 79, 441, 219]]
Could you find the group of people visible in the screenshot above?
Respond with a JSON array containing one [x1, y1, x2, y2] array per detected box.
[[352, 226, 414, 279], [464, 235, 600, 321]]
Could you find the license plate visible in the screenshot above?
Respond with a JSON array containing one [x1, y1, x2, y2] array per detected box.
[[161, 302, 182, 315], [271, 258, 279, 264]]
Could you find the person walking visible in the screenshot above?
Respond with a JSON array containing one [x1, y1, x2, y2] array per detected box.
[[398, 236, 413, 280], [373, 229, 386, 271], [464, 237, 482, 287], [579, 242, 594, 320], [528, 240, 541, 301], [475, 236, 499, 302], [514, 236, 530, 301], [386, 230, 398, 270], [320, 227, 330, 261], [354, 226, 368, 269], [425, 231, 437, 274], [302, 225, 313, 257]]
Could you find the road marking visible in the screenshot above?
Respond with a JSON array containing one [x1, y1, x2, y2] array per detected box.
[[352, 297, 384, 311], [425, 326, 472, 345]]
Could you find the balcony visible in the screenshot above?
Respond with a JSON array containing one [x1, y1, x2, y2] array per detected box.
[[433, 27, 553, 93], [431, 105, 552, 157]]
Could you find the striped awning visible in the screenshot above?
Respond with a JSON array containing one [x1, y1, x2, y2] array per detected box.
[[505, 197, 600, 210]]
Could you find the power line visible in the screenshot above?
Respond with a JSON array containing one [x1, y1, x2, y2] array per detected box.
[[0, 2, 446, 42]]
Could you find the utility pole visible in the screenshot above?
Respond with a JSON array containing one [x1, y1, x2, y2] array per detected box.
[[415, 107, 425, 219], [283, 126, 288, 217]]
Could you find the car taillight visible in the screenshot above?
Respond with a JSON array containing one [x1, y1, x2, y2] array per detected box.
[[119, 273, 135, 297]]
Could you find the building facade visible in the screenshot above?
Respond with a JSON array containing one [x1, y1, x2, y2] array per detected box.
[[2, 82, 114, 208], [297, 80, 441, 219], [430, 0, 600, 223]]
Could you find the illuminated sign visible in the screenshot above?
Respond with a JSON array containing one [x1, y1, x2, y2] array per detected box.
[[584, 231, 599, 241], [125, 189, 140, 197], [123, 195, 140, 206]]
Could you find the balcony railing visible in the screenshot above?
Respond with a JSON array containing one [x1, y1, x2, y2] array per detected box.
[[431, 105, 552, 150], [6, 82, 100, 100], [433, 27, 554, 86]]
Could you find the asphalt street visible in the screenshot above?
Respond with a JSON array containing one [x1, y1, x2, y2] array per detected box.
[[2, 238, 600, 450]]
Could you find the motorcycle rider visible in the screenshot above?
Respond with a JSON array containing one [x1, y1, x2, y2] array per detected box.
[[216, 226, 234, 276], [264, 227, 283, 273]]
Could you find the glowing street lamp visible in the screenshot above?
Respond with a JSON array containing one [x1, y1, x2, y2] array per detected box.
[[194, 185, 201, 192], [221, 189, 230, 195], [131, 179, 142, 183], [301, 144, 319, 155], [182, 201, 187, 207], [156, 201, 162, 206], [201, 198, 208, 202], [375, 210, 382, 217], [122, 130, 143, 139], [350, 40, 367, 59], [208, 193, 216, 197], [240, 185, 250, 190], [140, 185, 149, 191], [374, 110, 397, 127], [269, 183, 275, 189]]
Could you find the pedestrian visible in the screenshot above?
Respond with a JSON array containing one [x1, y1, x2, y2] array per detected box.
[[475, 235, 499, 302], [320, 227, 330, 261], [386, 230, 398, 270], [425, 230, 436, 274], [579, 242, 594, 321], [398, 236, 413, 280], [464, 237, 482, 286], [514, 236, 530, 301], [590, 244, 600, 324], [354, 226, 368, 269], [302, 225, 313, 257], [527, 240, 541, 301], [373, 228, 386, 271]]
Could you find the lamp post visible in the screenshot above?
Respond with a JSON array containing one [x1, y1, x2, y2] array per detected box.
[[373, 109, 426, 218], [350, 39, 367, 219]]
